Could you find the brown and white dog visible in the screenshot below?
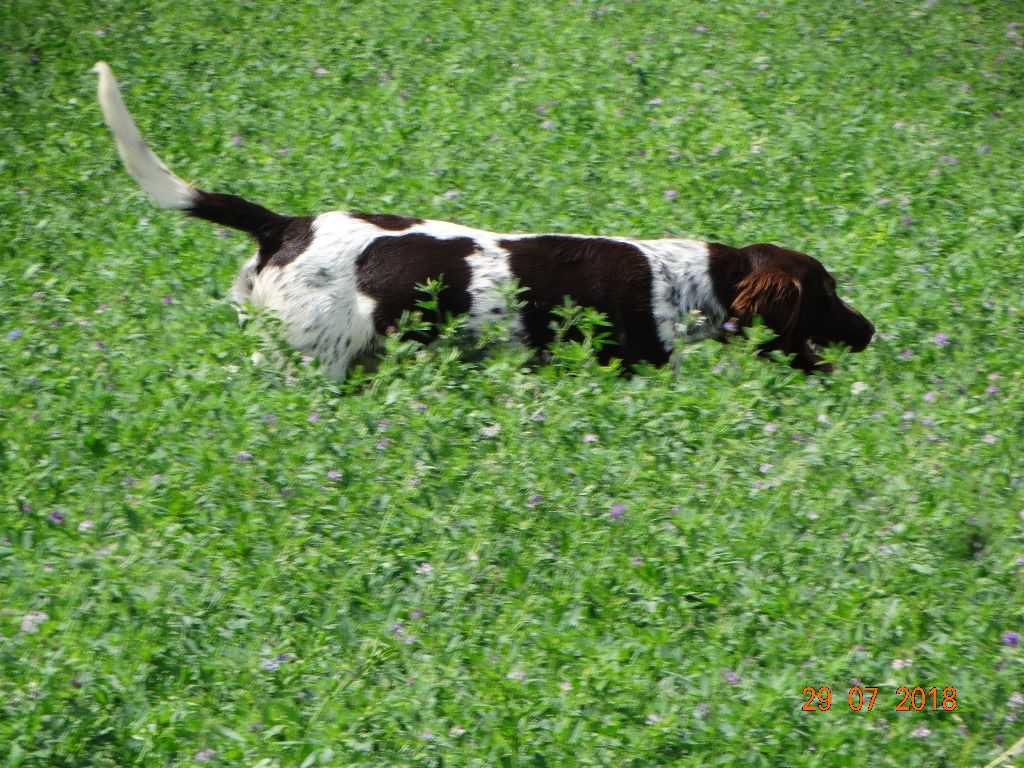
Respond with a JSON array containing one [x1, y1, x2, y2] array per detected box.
[[93, 63, 873, 379]]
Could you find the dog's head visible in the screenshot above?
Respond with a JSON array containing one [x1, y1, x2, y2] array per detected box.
[[711, 243, 874, 371]]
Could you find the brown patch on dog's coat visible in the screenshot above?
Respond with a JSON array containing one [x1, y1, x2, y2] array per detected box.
[[501, 235, 670, 367], [350, 212, 425, 231], [355, 233, 475, 338]]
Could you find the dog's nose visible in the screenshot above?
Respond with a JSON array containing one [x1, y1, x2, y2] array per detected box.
[[852, 317, 874, 352]]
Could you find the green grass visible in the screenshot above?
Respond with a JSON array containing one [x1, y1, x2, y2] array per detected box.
[[2, 0, 1023, 765]]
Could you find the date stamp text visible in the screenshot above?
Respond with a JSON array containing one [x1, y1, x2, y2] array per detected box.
[[802, 686, 957, 712]]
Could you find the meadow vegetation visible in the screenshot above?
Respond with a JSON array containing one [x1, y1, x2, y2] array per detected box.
[[1, 0, 1022, 765]]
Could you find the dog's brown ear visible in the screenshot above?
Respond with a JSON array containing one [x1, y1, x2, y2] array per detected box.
[[731, 269, 802, 335]]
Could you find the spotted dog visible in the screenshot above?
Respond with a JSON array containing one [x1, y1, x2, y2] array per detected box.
[[93, 63, 874, 379]]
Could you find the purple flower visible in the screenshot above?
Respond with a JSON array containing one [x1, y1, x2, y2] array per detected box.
[[694, 23, 708, 33], [609, 503, 626, 520], [260, 658, 280, 672], [980, 143, 991, 154], [416, 562, 434, 576], [412, 401, 427, 412], [877, 197, 891, 205], [879, 544, 894, 555], [632, 556, 644, 566], [664, 189, 678, 201], [981, 434, 997, 445], [540, 119, 554, 129], [933, 333, 950, 347], [161, 295, 174, 305], [327, 469, 342, 480], [648, 97, 663, 106], [449, 725, 467, 736], [276, 147, 290, 155], [47, 511, 65, 524], [195, 749, 217, 762], [911, 726, 931, 739], [923, 391, 936, 402], [1004, 631, 1021, 647], [77, 519, 95, 532], [722, 669, 740, 685], [938, 155, 959, 165], [20, 612, 48, 633], [307, 412, 321, 423], [645, 713, 661, 724], [901, 215, 914, 225], [442, 189, 460, 200], [420, 731, 435, 741], [985, 385, 1000, 395], [583, 433, 598, 444], [275, 652, 293, 662], [410, 609, 425, 619], [710, 145, 723, 155], [314, 66, 328, 76], [231, 134, 243, 145], [235, 450, 253, 462], [375, 437, 390, 451], [722, 319, 739, 333], [7, 328, 23, 341], [507, 670, 527, 682], [898, 349, 914, 360], [763, 423, 777, 433], [527, 494, 544, 508], [758, 463, 772, 474], [377, 420, 390, 432]]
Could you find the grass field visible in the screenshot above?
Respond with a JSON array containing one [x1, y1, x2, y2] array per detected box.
[[2, 0, 1023, 765]]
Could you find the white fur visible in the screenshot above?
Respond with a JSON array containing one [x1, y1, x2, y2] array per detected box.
[[633, 238, 725, 345], [93, 62, 196, 209]]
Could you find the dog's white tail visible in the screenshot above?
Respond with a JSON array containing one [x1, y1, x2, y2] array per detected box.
[[92, 62, 196, 209], [94, 62, 298, 258]]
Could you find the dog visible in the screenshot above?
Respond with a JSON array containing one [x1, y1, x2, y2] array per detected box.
[[93, 62, 874, 380]]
